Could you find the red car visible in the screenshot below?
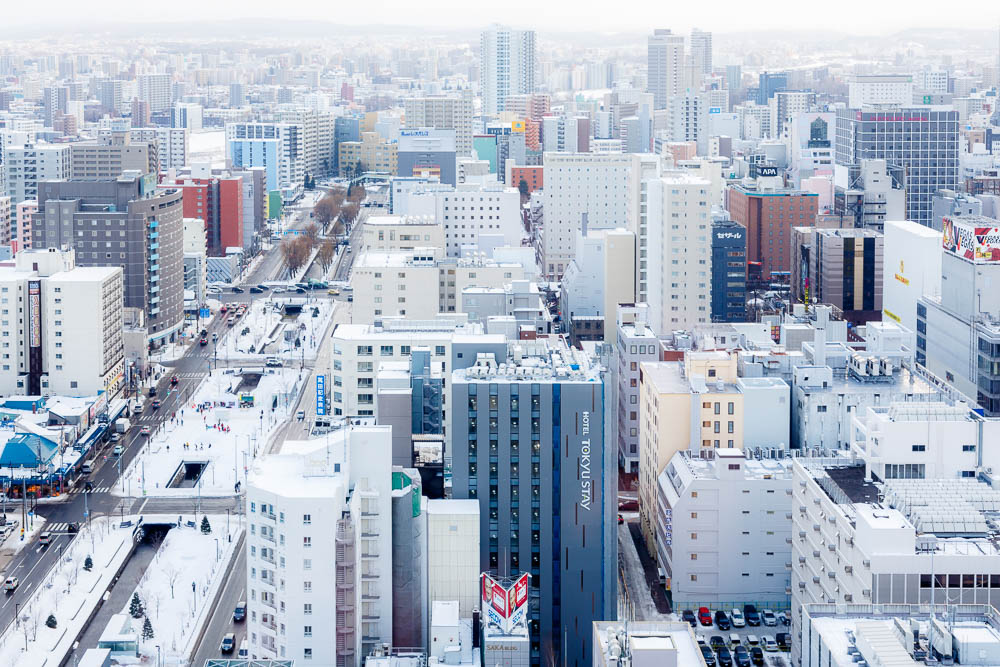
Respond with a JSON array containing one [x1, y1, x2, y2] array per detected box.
[[170, 375, 179, 385], [151, 399, 161, 410], [698, 607, 713, 626]]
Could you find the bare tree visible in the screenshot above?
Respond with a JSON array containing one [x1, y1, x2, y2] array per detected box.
[[166, 566, 180, 600], [313, 196, 340, 230], [303, 223, 321, 249], [347, 184, 366, 203], [340, 203, 359, 228], [317, 240, 336, 273]]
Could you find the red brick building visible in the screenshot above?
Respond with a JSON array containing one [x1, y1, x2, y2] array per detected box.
[[509, 166, 543, 194], [172, 175, 244, 254], [726, 185, 818, 280]]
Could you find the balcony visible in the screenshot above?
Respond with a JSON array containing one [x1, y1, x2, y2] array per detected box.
[[262, 618, 277, 631], [261, 597, 276, 610], [260, 553, 275, 565], [261, 532, 275, 544], [262, 512, 276, 521], [259, 575, 275, 589]]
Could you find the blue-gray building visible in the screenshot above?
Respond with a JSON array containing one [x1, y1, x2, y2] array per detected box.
[[410, 348, 442, 435], [711, 218, 747, 322], [397, 128, 457, 186], [450, 341, 616, 667], [757, 71, 788, 105], [334, 116, 361, 174]]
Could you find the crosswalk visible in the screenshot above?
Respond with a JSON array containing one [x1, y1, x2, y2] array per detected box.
[[69, 486, 112, 494], [46, 522, 79, 532]]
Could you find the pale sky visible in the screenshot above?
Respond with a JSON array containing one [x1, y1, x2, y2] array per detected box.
[[3, 0, 1000, 35]]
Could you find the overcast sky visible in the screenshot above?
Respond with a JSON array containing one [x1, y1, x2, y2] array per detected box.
[[3, 0, 1000, 35]]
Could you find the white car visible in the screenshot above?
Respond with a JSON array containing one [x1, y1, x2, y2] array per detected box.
[[4, 576, 18, 592], [730, 608, 746, 628], [761, 609, 777, 626], [762, 636, 778, 652]]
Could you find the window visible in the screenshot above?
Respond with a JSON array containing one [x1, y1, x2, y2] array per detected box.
[[690, 553, 698, 560], [304, 649, 313, 660], [912, 444, 926, 452], [303, 514, 311, 524], [303, 581, 312, 592], [303, 536, 311, 548], [690, 512, 697, 519], [304, 559, 312, 570], [963, 444, 975, 452], [304, 626, 313, 637], [304, 603, 312, 615]]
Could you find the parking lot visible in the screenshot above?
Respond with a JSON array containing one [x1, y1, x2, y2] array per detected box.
[[682, 608, 793, 667]]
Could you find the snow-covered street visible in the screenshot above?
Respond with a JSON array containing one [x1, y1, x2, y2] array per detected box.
[[115, 368, 305, 498]]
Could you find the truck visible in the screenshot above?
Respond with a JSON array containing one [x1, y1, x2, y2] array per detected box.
[[114, 418, 130, 434]]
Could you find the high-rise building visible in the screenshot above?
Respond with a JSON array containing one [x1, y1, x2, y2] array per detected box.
[[95, 78, 123, 114], [3, 144, 71, 204], [170, 102, 203, 131], [450, 340, 616, 667], [33, 175, 184, 343], [275, 107, 336, 178], [396, 128, 458, 186], [848, 74, 913, 108], [245, 425, 394, 664], [137, 73, 171, 113], [226, 122, 305, 192], [128, 127, 189, 172], [647, 29, 685, 110], [726, 182, 819, 280], [229, 82, 246, 108], [0, 248, 124, 397], [835, 106, 959, 226], [69, 131, 158, 180], [689, 29, 713, 77], [404, 95, 475, 156], [711, 217, 747, 322], [170, 168, 245, 255], [756, 71, 788, 105], [792, 227, 884, 324], [480, 25, 536, 116], [0, 196, 10, 246]]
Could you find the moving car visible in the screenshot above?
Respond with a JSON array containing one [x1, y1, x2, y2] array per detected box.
[[265, 357, 283, 367], [81, 463, 93, 475], [715, 610, 731, 631], [250, 286, 265, 294], [220, 633, 235, 653], [231, 286, 244, 293], [233, 602, 246, 622], [743, 604, 761, 627], [681, 609, 697, 626], [731, 608, 746, 628], [328, 288, 340, 295], [170, 375, 179, 385], [84, 481, 94, 492], [238, 640, 249, 658], [109, 433, 121, 443], [151, 399, 161, 410], [698, 607, 713, 626], [149, 387, 157, 397], [295, 287, 306, 293], [140, 426, 151, 436], [39, 532, 52, 545], [761, 610, 777, 627], [296, 410, 306, 421], [67, 523, 79, 534], [113, 445, 124, 456], [199, 337, 208, 346], [4, 577, 18, 592]]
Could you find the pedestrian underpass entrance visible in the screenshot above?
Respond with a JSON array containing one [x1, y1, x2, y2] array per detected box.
[[168, 460, 209, 488]]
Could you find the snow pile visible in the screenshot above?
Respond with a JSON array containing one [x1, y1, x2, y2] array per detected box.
[[116, 368, 304, 497], [0, 518, 132, 666], [121, 517, 241, 663]]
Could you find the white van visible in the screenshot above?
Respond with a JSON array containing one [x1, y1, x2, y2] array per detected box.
[[238, 640, 249, 658], [133, 401, 143, 414], [657, 567, 666, 586]]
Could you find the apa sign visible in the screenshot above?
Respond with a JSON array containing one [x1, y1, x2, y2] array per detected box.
[[757, 166, 779, 177]]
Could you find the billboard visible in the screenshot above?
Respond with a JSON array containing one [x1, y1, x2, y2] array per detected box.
[[28, 281, 41, 349], [481, 572, 529, 634], [756, 165, 779, 178], [941, 217, 1000, 263]]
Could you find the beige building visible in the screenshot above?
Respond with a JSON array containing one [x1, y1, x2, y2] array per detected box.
[[361, 214, 444, 253], [403, 95, 475, 156], [350, 248, 525, 322], [338, 131, 397, 176], [70, 131, 157, 179], [638, 351, 745, 553], [604, 228, 636, 342]]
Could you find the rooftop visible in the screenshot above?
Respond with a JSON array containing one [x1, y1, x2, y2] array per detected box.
[[454, 340, 601, 384]]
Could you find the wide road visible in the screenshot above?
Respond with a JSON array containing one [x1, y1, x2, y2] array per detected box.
[[189, 532, 247, 665]]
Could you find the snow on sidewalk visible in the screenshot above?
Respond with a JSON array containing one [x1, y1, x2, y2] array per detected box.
[[0, 517, 132, 667], [116, 516, 242, 664], [116, 368, 303, 497], [216, 297, 334, 362]]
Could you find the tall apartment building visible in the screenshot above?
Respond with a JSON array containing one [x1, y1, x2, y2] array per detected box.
[[540, 115, 591, 153], [450, 341, 616, 667], [398, 183, 522, 256], [170, 166, 245, 254], [137, 73, 171, 113], [170, 102, 202, 131], [769, 90, 816, 139], [614, 304, 662, 473], [275, 107, 336, 177], [666, 93, 708, 152], [503, 93, 551, 122], [647, 29, 685, 110], [404, 95, 475, 156], [69, 131, 158, 179], [480, 24, 536, 116], [14, 200, 36, 252], [711, 217, 747, 323], [835, 106, 959, 226], [3, 143, 71, 204], [226, 122, 304, 192], [33, 175, 184, 343], [656, 449, 793, 608], [848, 74, 914, 108], [245, 426, 393, 664], [95, 78, 123, 115], [726, 182, 819, 280], [133, 127, 188, 172], [0, 196, 10, 246], [0, 247, 123, 397], [640, 171, 713, 332], [689, 29, 712, 77]]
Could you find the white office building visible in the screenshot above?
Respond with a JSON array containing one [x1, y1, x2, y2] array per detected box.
[[400, 183, 522, 256], [881, 219, 941, 333], [647, 29, 686, 110], [480, 25, 536, 116], [426, 499, 480, 617], [656, 448, 793, 609], [640, 171, 712, 332], [129, 127, 189, 172], [404, 96, 475, 156], [0, 248, 124, 398], [848, 75, 914, 109], [226, 122, 304, 192], [138, 73, 171, 113], [615, 304, 662, 472], [245, 426, 393, 665]]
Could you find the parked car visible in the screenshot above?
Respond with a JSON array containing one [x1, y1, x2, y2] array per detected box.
[[775, 633, 791, 651], [709, 636, 726, 651], [681, 609, 697, 627], [715, 610, 731, 631], [4, 577, 18, 592], [750, 647, 765, 665], [233, 602, 246, 622], [220, 633, 236, 653], [761, 610, 777, 627], [777, 611, 789, 626], [745, 635, 759, 647], [734, 645, 751, 667], [700, 645, 717, 667], [762, 636, 778, 652], [717, 646, 733, 667], [743, 604, 761, 627], [250, 286, 265, 294], [731, 608, 746, 628], [698, 607, 713, 626]]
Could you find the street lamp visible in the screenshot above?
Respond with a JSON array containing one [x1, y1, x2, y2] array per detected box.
[[215, 537, 219, 561]]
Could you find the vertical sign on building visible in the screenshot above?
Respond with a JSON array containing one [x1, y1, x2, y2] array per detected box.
[[480, 572, 530, 634], [315, 374, 326, 416], [27, 280, 42, 395]]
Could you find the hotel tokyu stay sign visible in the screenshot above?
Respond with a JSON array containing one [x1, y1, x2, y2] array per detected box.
[[580, 411, 592, 511]]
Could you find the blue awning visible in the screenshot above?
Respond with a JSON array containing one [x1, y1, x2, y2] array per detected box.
[[0, 434, 59, 468], [77, 424, 108, 452]]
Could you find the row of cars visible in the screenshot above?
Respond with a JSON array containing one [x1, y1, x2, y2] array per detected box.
[[697, 634, 788, 667], [682, 605, 787, 630]]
